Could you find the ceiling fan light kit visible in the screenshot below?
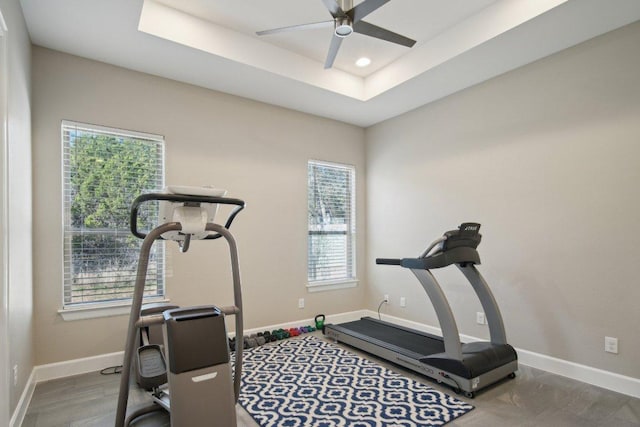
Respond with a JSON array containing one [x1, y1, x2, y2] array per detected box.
[[256, 0, 416, 69], [334, 16, 353, 37]]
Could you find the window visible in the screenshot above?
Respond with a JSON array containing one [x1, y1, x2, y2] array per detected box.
[[62, 121, 165, 308], [308, 160, 356, 288]]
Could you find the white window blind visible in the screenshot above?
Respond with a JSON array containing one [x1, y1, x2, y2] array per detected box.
[[62, 121, 165, 308], [308, 160, 356, 284]]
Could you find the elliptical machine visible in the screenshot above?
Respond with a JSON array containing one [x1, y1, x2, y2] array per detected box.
[[114, 186, 245, 427]]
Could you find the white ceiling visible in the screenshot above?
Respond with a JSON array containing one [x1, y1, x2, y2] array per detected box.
[[154, 0, 499, 76], [20, 0, 640, 127]]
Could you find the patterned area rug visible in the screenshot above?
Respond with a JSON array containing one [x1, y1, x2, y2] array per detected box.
[[239, 335, 474, 426]]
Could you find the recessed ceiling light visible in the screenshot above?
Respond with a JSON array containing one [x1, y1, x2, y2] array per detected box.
[[355, 57, 371, 67]]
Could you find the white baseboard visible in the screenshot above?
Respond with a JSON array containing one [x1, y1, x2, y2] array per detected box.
[[33, 351, 124, 383], [13, 308, 638, 424], [9, 369, 35, 427], [516, 348, 640, 399], [235, 309, 369, 337], [28, 311, 368, 384]]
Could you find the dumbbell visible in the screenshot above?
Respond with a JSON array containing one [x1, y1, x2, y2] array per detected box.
[[244, 335, 259, 348], [250, 333, 266, 346], [260, 331, 275, 343]]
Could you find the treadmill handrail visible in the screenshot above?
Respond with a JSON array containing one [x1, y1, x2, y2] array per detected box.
[[376, 237, 449, 266], [375, 258, 402, 265], [419, 236, 447, 258], [377, 247, 481, 271], [405, 247, 481, 269]]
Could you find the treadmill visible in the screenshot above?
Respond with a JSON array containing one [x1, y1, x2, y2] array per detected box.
[[324, 223, 517, 397]]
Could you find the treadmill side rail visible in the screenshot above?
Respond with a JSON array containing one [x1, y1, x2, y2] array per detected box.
[[457, 264, 508, 345], [411, 269, 463, 360]]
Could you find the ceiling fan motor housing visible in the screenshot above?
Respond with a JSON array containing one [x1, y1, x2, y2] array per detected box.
[[334, 16, 353, 37], [339, 0, 354, 10]]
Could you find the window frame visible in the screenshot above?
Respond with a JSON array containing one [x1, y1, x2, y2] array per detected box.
[[307, 159, 358, 292], [60, 120, 166, 316]]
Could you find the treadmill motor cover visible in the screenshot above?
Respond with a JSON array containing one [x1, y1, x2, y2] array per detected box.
[[421, 342, 517, 379]]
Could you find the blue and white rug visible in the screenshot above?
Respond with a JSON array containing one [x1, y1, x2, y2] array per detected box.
[[239, 335, 474, 426]]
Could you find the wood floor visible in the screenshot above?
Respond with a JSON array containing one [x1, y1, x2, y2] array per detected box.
[[23, 335, 640, 427]]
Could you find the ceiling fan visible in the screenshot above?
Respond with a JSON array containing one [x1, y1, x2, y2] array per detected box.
[[256, 0, 416, 69]]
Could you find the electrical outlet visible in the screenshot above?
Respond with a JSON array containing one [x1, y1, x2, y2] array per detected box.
[[298, 298, 304, 309], [384, 294, 389, 304], [605, 336, 618, 354], [13, 365, 18, 386], [400, 297, 406, 307], [476, 312, 486, 325]]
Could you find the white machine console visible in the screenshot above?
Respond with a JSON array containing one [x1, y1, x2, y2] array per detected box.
[[158, 186, 227, 242]]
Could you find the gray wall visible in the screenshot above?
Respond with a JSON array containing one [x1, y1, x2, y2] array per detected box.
[[366, 21, 640, 378], [0, 0, 33, 418], [31, 47, 366, 365]]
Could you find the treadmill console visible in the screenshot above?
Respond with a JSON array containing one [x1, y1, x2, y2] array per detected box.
[[442, 223, 481, 251]]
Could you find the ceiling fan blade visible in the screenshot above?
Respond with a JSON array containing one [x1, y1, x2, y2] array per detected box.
[[353, 20, 416, 47], [324, 34, 344, 69], [321, 0, 346, 18], [347, 0, 391, 23], [256, 20, 333, 36]]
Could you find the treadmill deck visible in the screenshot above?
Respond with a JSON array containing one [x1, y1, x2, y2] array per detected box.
[[332, 317, 446, 358], [325, 316, 518, 394]]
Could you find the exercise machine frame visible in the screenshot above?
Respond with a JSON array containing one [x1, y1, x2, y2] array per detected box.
[[115, 191, 245, 427]]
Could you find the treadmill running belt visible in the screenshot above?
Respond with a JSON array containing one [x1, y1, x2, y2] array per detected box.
[[336, 318, 445, 357]]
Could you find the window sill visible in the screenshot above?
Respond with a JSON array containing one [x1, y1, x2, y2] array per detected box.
[[306, 279, 359, 293], [58, 298, 170, 321]]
